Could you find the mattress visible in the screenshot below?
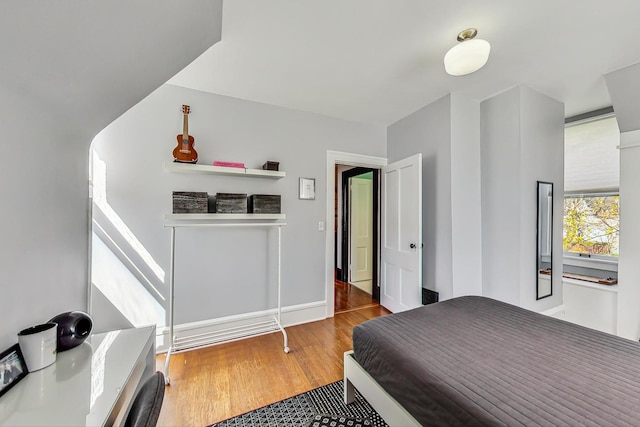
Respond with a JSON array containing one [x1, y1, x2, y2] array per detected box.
[[352, 296, 640, 426]]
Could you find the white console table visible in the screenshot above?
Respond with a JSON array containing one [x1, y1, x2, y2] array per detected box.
[[162, 218, 289, 385], [0, 326, 155, 427]]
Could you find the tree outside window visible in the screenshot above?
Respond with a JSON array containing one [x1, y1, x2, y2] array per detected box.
[[563, 194, 619, 257]]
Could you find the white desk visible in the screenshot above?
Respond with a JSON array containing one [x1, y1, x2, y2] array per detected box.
[[0, 326, 155, 427]]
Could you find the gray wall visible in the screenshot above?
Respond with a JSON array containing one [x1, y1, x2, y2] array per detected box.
[[386, 87, 562, 309], [387, 95, 454, 299], [480, 88, 522, 304], [481, 86, 564, 311], [0, 1, 222, 350], [91, 84, 386, 329], [450, 95, 483, 297]]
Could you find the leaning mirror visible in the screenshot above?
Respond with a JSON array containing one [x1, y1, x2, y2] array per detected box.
[[536, 181, 553, 300]]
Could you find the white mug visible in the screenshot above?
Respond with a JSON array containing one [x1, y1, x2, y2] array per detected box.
[[18, 323, 57, 372]]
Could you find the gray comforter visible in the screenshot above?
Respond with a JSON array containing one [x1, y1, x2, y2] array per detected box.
[[353, 296, 640, 426]]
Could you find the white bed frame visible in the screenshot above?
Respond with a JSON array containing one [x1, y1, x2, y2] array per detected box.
[[343, 351, 421, 426]]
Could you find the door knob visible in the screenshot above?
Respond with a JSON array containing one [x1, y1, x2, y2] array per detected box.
[[410, 243, 416, 249]]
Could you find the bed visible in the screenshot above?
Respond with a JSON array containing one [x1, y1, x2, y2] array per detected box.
[[344, 296, 640, 426]]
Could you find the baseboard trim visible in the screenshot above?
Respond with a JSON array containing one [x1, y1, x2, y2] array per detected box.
[[541, 304, 565, 318], [156, 300, 327, 353]]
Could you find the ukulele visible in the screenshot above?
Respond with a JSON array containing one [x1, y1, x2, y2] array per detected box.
[[173, 105, 198, 163]]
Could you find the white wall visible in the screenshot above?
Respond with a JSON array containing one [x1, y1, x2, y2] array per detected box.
[[0, 1, 222, 350], [91, 84, 386, 330], [616, 129, 640, 339], [480, 86, 564, 312], [605, 63, 640, 340], [563, 280, 617, 335]]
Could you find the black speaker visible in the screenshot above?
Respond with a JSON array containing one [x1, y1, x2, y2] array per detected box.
[[49, 311, 93, 352], [422, 288, 439, 305]]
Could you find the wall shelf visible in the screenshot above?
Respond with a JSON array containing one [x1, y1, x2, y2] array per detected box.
[[162, 160, 288, 386], [165, 161, 286, 179], [165, 213, 285, 222]]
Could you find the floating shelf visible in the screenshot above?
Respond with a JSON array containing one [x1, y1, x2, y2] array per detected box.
[[165, 161, 286, 179], [165, 213, 286, 222]]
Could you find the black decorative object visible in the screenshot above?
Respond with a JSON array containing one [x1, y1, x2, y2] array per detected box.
[[262, 161, 279, 171], [49, 311, 93, 352], [422, 288, 439, 305]]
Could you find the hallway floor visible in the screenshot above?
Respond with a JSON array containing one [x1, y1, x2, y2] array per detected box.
[[334, 279, 377, 313]]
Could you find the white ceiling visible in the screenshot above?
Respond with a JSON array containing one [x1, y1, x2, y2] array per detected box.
[[169, 0, 640, 126]]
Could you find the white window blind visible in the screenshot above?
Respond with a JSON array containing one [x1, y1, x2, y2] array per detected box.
[[564, 115, 620, 193]]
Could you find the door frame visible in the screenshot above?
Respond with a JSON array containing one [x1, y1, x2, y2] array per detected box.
[[325, 151, 387, 318], [341, 167, 380, 302]]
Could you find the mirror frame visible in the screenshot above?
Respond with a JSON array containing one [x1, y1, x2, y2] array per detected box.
[[536, 181, 553, 300]]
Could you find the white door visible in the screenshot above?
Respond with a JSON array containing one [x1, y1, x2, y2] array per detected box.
[[349, 175, 373, 285], [381, 153, 422, 313]]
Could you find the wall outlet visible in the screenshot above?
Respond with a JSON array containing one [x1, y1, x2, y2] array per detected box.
[[318, 221, 325, 231]]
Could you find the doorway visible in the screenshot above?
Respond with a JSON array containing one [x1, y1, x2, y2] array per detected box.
[[334, 165, 380, 313], [325, 150, 422, 318]]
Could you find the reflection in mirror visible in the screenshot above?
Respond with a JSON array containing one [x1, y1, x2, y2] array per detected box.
[[537, 181, 553, 300]]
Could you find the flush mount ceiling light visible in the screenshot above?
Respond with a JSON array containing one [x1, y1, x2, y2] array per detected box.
[[444, 28, 491, 76]]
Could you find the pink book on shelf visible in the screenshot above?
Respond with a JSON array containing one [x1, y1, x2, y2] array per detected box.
[[213, 161, 245, 168]]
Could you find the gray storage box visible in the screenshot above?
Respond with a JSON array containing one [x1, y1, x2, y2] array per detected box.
[[248, 194, 281, 214], [173, 191, 208, 213], [216, 193, 248, 213]]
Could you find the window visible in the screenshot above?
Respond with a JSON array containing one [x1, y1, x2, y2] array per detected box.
[[563, 111, 620, 266], [563, 193, 619, 257]]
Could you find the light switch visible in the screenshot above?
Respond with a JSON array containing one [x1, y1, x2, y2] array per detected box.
[[318, 221, 325, 232]]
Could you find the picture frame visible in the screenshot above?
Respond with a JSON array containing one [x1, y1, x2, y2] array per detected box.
[[0, 344, 28, 398], [299, 177, 316, 200]]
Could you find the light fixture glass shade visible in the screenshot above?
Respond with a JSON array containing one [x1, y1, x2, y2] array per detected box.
[[444, 39, 491, 76]]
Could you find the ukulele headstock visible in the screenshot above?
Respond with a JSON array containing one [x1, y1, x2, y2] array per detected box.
[[182, 105, 191, 115]]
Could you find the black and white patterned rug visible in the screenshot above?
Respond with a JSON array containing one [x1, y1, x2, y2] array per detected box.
[[211, 380, 388, 427]]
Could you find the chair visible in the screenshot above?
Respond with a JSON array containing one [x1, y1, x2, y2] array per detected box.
[[124, 371, 166, 427]]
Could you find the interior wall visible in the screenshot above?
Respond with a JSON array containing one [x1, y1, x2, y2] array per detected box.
[[616, 130, 640, 339], [387, 95, 454, 299], [0, 94, 90, 350], [518, 87, 565, 310], [480, 86, 564, 311], [91, 84, 386, 329], [480, 88, 521, 305], [605, 63, 640, 340], [0, 1, 222, 350], [450, 94, 483, 297]]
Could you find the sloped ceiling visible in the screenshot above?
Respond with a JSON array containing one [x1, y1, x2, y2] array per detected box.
[[0, 0, 223, 140], [605, 63, 640, 133], [169, 0, 640, 125]]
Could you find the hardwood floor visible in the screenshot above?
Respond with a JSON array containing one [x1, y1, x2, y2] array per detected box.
[[155, 305, 390, 426], [334, 279, 377, 313]]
